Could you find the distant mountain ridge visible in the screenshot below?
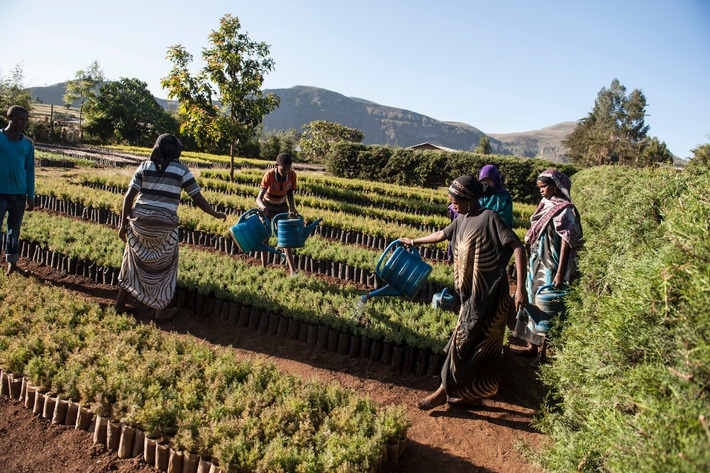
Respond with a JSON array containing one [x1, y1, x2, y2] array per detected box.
[[28, 83, 573, 162]]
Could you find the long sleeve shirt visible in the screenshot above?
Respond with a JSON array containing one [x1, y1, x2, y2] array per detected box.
[[0, 130, 35, 198]]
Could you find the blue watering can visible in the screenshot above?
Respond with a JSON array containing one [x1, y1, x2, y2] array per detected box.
[[360, 239, 432, 303], [531, 284, 569, 333], [272, 213, 323, 248], [229, 209, 283, 258], [431, 287, 456, 311]]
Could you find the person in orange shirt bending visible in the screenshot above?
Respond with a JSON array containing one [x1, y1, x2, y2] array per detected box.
[[256, 152, 299, 276]]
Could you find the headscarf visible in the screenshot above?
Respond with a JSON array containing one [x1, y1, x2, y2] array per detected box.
[[478, 164, 506, 193], [150, 133, 183, 173], [537, 169, 572, 202], [448, 175, 481, 202], [525, 169, 582, 249]]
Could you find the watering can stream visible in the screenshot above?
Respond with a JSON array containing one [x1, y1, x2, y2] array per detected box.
[[272, 213, 323, 248], [228, 209, 284, 259], [359, 239, 432, 304]]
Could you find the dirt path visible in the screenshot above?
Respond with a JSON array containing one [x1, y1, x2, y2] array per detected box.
[[0, 259, 547, 472]]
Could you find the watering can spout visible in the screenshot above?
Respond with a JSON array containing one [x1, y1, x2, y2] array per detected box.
[[254, 243, 285, 260], [363, 284, 403, 300], [305, 218, 323, 236]]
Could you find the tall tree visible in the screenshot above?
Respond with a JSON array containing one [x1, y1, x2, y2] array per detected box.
[[63, 61, 105, 141], [0, 64, 32, 126], [687, 142, 710, 172], [83, 77, 179, 146], [475, 135, 491, 155], [299, 120, 365, 163], [162, 14, 280, 180], [564, 79, 652, 166]]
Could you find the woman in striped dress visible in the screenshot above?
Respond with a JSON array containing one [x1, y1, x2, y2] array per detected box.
[[114, 134, 226, 321], [402, 176, 527, 410]]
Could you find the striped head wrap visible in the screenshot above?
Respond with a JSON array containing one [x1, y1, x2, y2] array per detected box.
[[448, 176, 481, 201], [537, 169, 572, 202]]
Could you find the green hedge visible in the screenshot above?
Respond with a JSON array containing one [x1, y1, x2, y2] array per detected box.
[[325, 142, 578, 205], [534, 165, 710, 472]]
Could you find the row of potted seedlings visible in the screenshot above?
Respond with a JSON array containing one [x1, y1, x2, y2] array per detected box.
[[0, 273, 411, 472]]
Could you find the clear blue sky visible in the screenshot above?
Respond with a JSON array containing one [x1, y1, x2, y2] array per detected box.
[[4, 0, 708, 158]]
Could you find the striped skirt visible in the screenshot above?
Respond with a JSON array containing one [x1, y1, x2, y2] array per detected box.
[[118, 206, 180, 310]]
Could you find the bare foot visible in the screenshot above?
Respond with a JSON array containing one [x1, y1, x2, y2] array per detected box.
[[6, 264, 31, 277]]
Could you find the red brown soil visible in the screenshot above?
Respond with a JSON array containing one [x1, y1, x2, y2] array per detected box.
[[0, 258, 547, 473]]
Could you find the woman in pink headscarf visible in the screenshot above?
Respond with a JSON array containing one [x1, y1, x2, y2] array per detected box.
[[511, 169, 583, 359]]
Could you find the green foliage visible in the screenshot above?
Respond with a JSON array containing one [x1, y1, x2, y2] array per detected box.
[[563, 79, 669, 167], [326, 143, 577, 205], [84, 77, 179, 146], [687, 142, 710, 172], [0, 64, 32, 126], [260, 128, 299, 161], [300, 120, 365, 163], [534, 166, 710, 472], [162, 13, 280, 164], [63, 61, 104, 109], [0, 274, 410, 469], [475, 135, 492, 155]]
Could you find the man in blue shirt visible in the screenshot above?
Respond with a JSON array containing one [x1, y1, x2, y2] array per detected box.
[[0, 105, 35, 276]]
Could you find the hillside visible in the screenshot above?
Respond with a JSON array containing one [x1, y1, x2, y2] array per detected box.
[[28, 82, 573, 162], [489, 122, 575, 162]]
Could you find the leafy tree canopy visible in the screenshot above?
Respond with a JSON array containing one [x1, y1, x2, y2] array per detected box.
[[475, 135, 491, 155], [0, 64, 32, 126], [162, 14, 280, 178], [299, 120, 364, 163], [564, 78, 672, 167], [687, 142, 710, 172], [84, 77, 179, 146]]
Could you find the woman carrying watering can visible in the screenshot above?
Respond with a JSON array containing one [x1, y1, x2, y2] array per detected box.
[[256, 152, 299, 276], [510, 169, 583, 360], [115, 134, 226, 322], [401, 176, 527, 411]]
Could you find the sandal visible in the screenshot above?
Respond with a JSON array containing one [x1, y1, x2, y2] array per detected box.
[[416, 394, 447, 411], [509, 344, 537, 356], [447, 397, 482, 408]]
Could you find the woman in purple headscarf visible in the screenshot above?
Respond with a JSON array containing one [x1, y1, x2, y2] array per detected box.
[[447, 164, 513, 261], [478, 164, 513, 227], [511, 169, 583, 359], [401, 176, 527, 411]]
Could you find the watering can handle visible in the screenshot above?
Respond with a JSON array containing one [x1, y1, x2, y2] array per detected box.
[[239, 208, 260, 224], [375, 239, 422, 274], [375, 239, 401, 275], [271, 212, 299, 237], [536, 283, 570, 296], [239, 208, 271, 237]]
